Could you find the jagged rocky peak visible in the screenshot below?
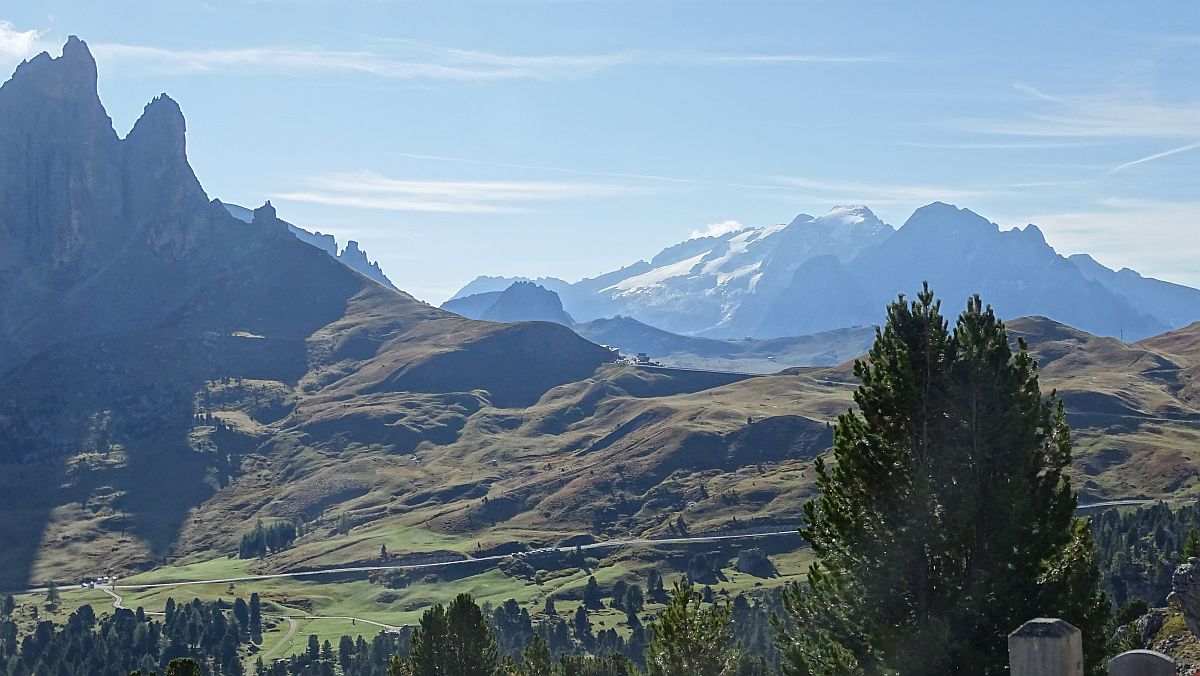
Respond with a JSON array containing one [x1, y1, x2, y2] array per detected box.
[[481, 281, 575, 326], [123, 91, 210, 218], [338, 240, 398, 290], [126, 94, 187, 157], [253, 200, 278, 223], [218, 201, 397, 289], [0, 37, 123, 271], [7, 35, 100, 103], [1021, 222, 1045, 239]]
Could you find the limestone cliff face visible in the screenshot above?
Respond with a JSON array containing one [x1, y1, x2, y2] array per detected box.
[[0, 36, 305, 371], [0, 36, 612, 387], [122, 93, 213, 259], [0, 36, 122, 275]]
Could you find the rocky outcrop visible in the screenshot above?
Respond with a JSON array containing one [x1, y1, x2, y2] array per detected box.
[[1168, 557, 1200, 637], [445, 281, 575, 326], [223, 202, 397, 290], [338, 240, 398, 290]]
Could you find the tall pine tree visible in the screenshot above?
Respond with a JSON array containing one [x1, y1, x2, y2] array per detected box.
[[646, 580, 738, 676], [408, 593, 499, 676], [778, 288, 1109, 675]]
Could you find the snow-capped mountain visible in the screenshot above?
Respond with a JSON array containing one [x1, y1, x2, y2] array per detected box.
[[449, 203, 1200, 341], [595, 206, 893, 335], [224, 202, 398, 291], [447, 205, 891, 336]]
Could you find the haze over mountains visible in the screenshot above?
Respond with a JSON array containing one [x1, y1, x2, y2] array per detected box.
[[450, 204, 1200, 342], [443, 280, 575, 326], [0, 37, 613, 586], [3, 35, 1200, 604]]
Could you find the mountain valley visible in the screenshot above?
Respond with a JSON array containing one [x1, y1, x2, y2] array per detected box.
[[2, 35, 1200, 676]]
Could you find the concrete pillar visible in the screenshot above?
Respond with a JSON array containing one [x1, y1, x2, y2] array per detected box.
[[1008, 618, 1083, 676], [1107, 649, 1176, 676]]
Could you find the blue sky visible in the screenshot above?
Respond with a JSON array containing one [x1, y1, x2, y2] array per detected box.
[[2, 2, 1198, 302]]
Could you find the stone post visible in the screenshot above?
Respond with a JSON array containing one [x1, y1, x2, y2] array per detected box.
[[1107, 649, 1176, 676], [1008, 618, 1083, 676]]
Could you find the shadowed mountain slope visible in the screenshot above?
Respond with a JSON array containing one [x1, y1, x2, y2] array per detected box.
[[0, 38, 613, 588]]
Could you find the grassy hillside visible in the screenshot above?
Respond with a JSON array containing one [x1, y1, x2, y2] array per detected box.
[[7, 311, 1200, 593], [4, 312, 1199, 673]]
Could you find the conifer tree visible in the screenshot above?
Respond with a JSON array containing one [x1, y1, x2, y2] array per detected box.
[[249, 592, 262, 638], [778, 288, 1110, 675], [233, 597, 249, 632], [389, 655, 413, 676], [165, 658, 202, 676], [584, 577, 602, 609], [1183, 528, 1200, 560], [339, 635, 355, 672], [573, 605, 594, 650], [306, 634, 320, 660], [518, 634, 554, 676], [408, 593, 498, 676], [45, 582, 60, 609], [646, 580, 736, 676]]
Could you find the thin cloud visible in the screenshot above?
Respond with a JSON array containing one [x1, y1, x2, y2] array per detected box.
[[694, 52, 891, 65], [690, 220, 746, 239], [1105, 140, 1200, 175], [1023, 198, 1200, 288], [90, 44, 542, 81], [962, 82, 1200, 139], [276, 170, 643, 213], [87, 39, 889, 81], [0, 21, 44, 62], [769, 176, 997, 205], [898, 140, 1094, 150], [391, 151, 795, 191]]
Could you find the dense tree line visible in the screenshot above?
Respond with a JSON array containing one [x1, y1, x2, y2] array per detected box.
[[257, 631, 411, 676], [239, 520, 299, 559], [0, 596, 262, 676], [377, 585, 771, 676], [1091, 500, 1200, 608]]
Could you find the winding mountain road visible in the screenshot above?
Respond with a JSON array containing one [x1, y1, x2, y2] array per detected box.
[[4, 503, 1168, 599], [111, 530, 801, 592], [6, 529, 801, 598]]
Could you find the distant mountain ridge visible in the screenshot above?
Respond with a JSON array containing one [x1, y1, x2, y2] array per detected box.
[[443, 281, 574, 326], [575, 315, 876, 372], [453, 203, 1200, 341], [224, 202, 398, 291], [445, 282, 874, 372]]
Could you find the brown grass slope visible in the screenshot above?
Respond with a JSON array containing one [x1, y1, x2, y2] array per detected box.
[[170, 314, 1200, 582], [0, 38, 613, 588]]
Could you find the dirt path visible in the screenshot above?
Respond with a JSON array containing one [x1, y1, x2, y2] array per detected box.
[[259, 617, 299, 664]]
